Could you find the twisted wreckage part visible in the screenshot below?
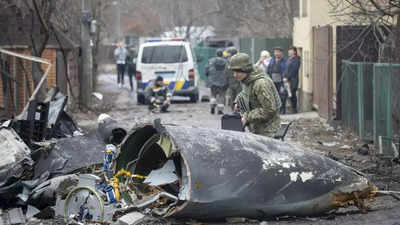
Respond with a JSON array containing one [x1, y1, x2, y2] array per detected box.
[[0, 111, 378, 222], [112, 119, 377, 220]]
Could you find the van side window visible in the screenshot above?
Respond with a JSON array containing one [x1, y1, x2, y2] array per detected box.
[[141, 45, 188, 64]]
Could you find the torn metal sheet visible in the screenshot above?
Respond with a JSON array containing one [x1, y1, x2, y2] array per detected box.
[[144, 160, 178, 186], [7, 208, 25, 225], [26, 205, 40, 219], [116, 121, 377, 220], [34, 131, 107, 178], [29, 174, 79, 209], [47, 92, 68, 127], [0, 128, 33, 188]]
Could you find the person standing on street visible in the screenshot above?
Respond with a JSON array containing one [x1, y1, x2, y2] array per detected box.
[[126, 46, 137, 92], [205, 49, 228, 115], [225, 47, 242, 111], [283, 46, 301, 114], [256, 50, 271, 74], [231, 53, 281, 138], [267, 47, 286, 114], [114, 42, 128, 88]]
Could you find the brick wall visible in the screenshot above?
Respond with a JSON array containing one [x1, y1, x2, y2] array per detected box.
[[0, 48, 58, 115]]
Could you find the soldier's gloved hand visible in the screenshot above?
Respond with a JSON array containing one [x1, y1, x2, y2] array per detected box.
[[150, 97, 156, 103], [241, 117, 247, 127], [233, 103, 239, 113]]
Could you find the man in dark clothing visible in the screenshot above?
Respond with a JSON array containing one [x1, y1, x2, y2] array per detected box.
[[126, 47, 137, 92], [205, 49, 228, 114], [283, 46, 301, 114], [225, 47, 242, 111], [267, 47, 286, 114], [144, 76, 171, 113]]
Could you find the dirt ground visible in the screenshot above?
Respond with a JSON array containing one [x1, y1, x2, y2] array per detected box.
[[19, 73, 400, 224]]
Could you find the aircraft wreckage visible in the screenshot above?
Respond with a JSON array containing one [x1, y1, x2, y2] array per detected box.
[[58, 118, 377, 222]]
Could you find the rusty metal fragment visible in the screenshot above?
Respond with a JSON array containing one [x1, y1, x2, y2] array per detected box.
[[116, 120, 377, 220]]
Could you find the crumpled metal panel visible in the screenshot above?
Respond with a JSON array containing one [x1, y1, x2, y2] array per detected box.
[[119, 123, 375, 220], [34, 131, 106, 178], [0, 128, 33, 187]]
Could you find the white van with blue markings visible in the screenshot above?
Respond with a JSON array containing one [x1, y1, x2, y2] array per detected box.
[[136, 38, 199, 104]]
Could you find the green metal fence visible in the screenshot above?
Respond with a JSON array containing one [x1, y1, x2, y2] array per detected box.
[[341, 60, 400, 156], [193, 46, 217, 81]]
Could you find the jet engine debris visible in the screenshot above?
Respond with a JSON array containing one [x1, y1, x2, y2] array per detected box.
[[111, 120, 377, 220], [0, 110, 382, 224]]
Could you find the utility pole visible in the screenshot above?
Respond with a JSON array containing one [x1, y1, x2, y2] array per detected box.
[[80, 0, 93, 107], [117, 0, 121, 40], [113, 0, 121, 41]]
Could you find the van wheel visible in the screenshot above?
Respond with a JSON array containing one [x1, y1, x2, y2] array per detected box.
[[137, 95, 145, 104], [190, 94, 199, 103]]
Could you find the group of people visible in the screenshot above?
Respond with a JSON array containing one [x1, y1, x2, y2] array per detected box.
[[114, 42, 137, 91], [205, 46, 301, 138], [256, 47, 301, 115]]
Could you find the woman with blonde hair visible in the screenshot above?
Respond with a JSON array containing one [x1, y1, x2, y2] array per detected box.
[[256, 50, 271, 74]]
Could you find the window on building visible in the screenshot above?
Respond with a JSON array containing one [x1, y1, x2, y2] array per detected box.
[[302, 0, 308, 17]]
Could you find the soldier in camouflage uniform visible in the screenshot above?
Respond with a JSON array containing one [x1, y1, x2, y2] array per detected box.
[[205, 49, 228, 114], [230, 53, 281, 138], [224, 47, 242, 110]]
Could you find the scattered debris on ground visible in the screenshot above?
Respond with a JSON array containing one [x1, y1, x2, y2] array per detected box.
[[1, 85, 400, 225]]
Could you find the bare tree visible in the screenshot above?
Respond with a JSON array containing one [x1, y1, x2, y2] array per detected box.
[[21, 0, 56, 101], [328, 0, 400, 62]]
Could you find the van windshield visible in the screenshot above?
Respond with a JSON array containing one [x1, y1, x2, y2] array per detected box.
[[141, 45, 188, 64]]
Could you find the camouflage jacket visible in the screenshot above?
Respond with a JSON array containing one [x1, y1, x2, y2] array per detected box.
[[237, 67, 281, 137], [205, 56, 228, 87]]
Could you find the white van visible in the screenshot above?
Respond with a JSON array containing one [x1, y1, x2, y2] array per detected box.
[[136, 38, 199, 104]]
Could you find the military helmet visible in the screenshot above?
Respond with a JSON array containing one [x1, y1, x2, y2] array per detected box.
[[225, 46, 238, 57], [229, 53, 253, 72], [216, 48, 224, 57]]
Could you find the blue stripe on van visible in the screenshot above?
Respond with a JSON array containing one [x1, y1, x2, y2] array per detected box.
[[140, 81, 191, 91]]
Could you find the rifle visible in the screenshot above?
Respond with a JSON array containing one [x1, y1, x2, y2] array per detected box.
[[237, 96, 248, 115]]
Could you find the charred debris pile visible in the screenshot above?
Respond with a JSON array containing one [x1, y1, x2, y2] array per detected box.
[[0, 92, 383, 224]]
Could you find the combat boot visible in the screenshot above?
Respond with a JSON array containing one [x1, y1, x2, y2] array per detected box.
[[217, 104, 224, 115]]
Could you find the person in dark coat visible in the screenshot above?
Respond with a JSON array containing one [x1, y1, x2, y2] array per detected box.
[[205, 49, 228, 114], [126, 47, 137, 92], [283, 46, 301, 114], [267, 47, 286, 114], [144, 76, 171, 113]]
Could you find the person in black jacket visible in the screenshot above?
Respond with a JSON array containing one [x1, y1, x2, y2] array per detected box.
[[126, 47, 137, 92], [267, 47, 286, 114], [283, 46, 301, 114], [144, 76, 171, 113]]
